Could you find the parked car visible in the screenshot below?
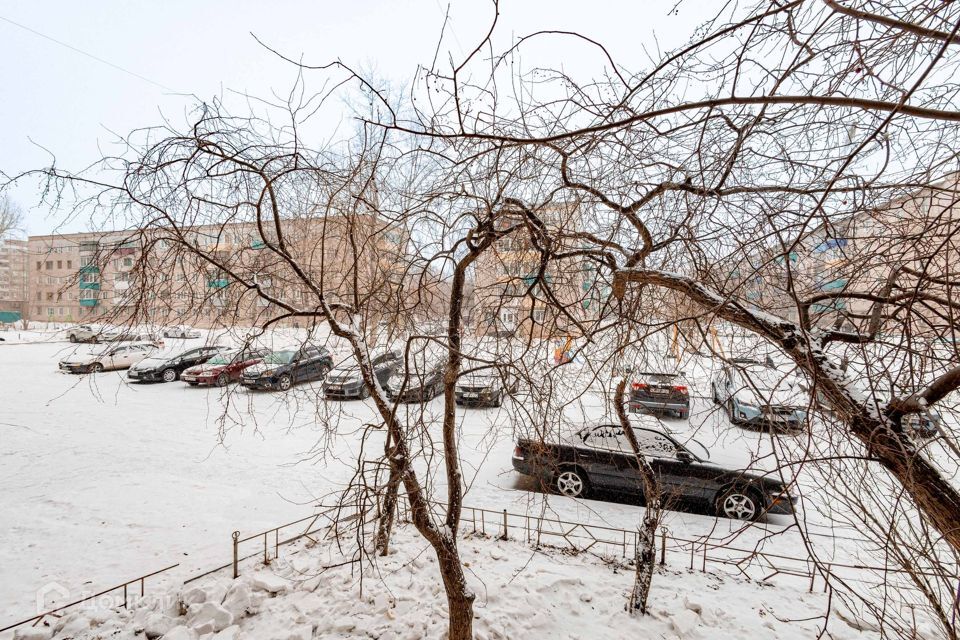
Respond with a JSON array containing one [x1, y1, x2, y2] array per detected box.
[[107, 329, 160, 343], [322, 349, 401, 399], [240, 345, 334, 391], [65, 325, 100, 343], [455, 369, 518, 407], [59, 342, 157, 373], [385, 357, 444, 403], [629, 371, 690, 419], [512, 422, 795, 521], [711, 361, 808, 433], [163, 326, 201, 339], [871, 390, 942, 439], [127, 345, 229, 383], [181, 347, 269, 387]]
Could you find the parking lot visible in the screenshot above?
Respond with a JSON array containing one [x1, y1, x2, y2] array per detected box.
[[0, 332, 873, 620]]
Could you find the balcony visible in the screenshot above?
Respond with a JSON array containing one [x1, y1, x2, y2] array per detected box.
[[79, 299, 99, 308], [79, 265, 100, 274], [79, 281, 101, 290], [207, 278, 229, 289]]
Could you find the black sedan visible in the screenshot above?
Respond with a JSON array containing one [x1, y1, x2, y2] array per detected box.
[[512, 423, 795, 521], [385, 362, 444, 403], [128, 345, 228, 382], [240, 345, 333, 391], [322, 349, 401, 399]]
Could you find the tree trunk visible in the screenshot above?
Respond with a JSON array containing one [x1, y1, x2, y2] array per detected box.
[[614, 377, 661, 615], [375, 460, 402, 556], [630, 515, 657, 614], [436, 536, 476, 640]]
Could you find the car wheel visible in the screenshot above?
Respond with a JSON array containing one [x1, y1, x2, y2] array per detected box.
[[215, 373, 230, 387], [360, 385, 371, 399], [678, 409, 688, 420], [712, 384, 719, 404], [554, 468, 590, 499], [277, 374, 293, 391], [716, 488, 761, 521], [91, 362, 104, 373], [318, 365, 331, 379], [492, 391, 503, 408], [187, 382, 199, 387], [68, 334, 77, 343], [161, 368, 177, 383]]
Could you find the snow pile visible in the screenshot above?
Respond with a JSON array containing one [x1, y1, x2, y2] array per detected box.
[[13, 525, 880, 640]]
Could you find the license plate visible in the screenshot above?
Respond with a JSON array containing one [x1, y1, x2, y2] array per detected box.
[[464, 392, 478, 398], [129, 371, 139, 378]]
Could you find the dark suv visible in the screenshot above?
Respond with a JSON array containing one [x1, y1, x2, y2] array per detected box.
[[629, 372, 690, 419], [240, 345, 334, 391]]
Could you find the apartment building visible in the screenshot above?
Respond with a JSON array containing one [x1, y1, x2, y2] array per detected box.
[[0, 238, 28, 322], [730, 174, 960, 333], [25, 215, 409, 327], [471, 202, 600, 338]]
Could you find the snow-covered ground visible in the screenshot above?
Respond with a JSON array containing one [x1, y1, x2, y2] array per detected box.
[[0, 329, 937, 634], [17, 523, 890, 640]]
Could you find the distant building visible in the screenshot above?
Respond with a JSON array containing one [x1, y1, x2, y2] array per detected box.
[[471, 201, 600, 338], [0, 238, 28, 323], [24, 215, 410, 328]]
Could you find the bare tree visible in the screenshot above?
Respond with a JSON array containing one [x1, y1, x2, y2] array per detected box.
[[11, 0, 960, 637], [0, 195, 22, 238]]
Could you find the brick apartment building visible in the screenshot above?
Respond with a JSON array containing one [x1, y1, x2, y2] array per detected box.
[[470, 202, 601, 338], [18, 215, 409, 328]]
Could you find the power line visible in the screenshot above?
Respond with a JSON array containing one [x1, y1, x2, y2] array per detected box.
[[0, 13, 178, 93]]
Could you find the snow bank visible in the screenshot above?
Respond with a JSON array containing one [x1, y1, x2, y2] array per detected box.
[[22, 525, 872, 640]]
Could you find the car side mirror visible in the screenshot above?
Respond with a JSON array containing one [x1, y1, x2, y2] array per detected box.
[[677, 450, 694, 463]]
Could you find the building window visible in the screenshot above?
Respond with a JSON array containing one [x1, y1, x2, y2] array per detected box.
[[47, 307, 54, 316], [123, 257, 133, 267], [36, 292, 41, 301], [67, 260, 72, 269], [45, 261, 52, 269], [46, 292, 53, 301], [57, 260, 62, 269], [36, 261, 41, 271]]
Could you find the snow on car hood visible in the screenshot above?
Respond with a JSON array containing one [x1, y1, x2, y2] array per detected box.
[[737, 384, 807, 408], [184, 363, 227, 375], [242, 363, 273, 376], [61, 353, 99, 365], [131, 356, 170, 370], [327, 367, 361, 383]]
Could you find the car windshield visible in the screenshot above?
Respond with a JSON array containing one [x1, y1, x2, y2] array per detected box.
[[263, 350, 298, 365], [207, 352, 238, 365], [332, 360, 361, 374], [742, 367, 792, 392]]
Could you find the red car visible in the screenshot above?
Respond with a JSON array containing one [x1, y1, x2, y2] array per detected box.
[[181, 347, 269, 387]]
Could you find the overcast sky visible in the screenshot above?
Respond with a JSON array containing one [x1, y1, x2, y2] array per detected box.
[[1, 1, 696, 236]]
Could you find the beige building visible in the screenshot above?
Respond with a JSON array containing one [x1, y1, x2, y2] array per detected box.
[[471, 202, 599, 338], [24, 215, 409, 328], [0, 238, 28, 322]]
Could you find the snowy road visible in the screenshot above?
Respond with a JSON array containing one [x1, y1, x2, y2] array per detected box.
[[1, 338, 867, 623]]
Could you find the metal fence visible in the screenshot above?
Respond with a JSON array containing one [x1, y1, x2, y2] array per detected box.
[[5, 497, 957, 635], [0, 564, 179, 634]]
